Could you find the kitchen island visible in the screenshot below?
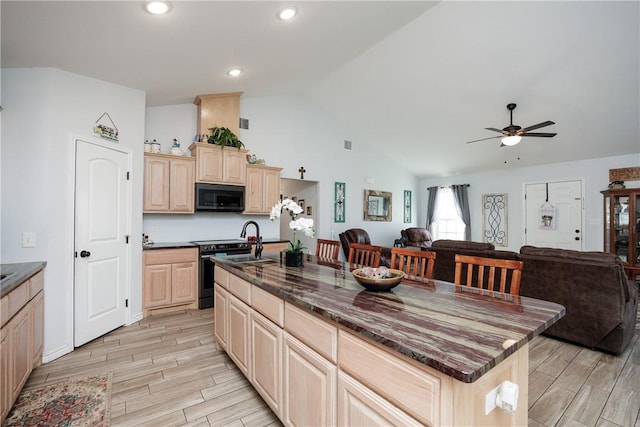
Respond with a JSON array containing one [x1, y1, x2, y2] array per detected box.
[[213, 253, 564, 426]]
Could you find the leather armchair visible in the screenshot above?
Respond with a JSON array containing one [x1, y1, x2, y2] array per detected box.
[[400, 228, 433, 249], [338, 228, 391, 267]]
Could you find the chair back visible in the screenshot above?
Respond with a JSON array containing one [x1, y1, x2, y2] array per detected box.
[[454, 254, 523, 295], [348, 242, 382, 268], [315, 239, 340, 260], [390, 248, 436, 283]]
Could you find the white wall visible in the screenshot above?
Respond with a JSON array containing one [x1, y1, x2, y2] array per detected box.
[[1, 68, 145, 361], [418, 153, 640, 252], [143, 95, 419, 252]]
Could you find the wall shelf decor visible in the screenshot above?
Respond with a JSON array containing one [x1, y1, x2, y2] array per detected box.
[[482, 193, 508, 246]]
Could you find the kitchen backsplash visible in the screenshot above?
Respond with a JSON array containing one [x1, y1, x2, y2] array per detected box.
[[143, 212, 280, 242]]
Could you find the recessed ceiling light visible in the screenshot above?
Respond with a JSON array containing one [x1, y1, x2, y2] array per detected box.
[[228, 68, 242, 77], [278, 7, 298, 20], [145, 1, 171, 15]]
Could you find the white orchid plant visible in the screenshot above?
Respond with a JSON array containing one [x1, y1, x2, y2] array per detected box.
[[270, 198, 315, 253]]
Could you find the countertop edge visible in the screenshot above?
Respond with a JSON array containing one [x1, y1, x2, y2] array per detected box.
[[1, 261, 47, 297]]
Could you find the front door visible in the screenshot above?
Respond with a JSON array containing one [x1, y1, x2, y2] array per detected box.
[[74, 138, 129, 347], [525, 180, 583, 250]]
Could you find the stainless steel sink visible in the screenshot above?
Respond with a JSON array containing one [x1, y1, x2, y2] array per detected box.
[[225, 255, 276, 264]]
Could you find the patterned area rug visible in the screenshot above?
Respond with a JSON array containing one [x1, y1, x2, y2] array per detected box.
[[4, 373, 112, 427]]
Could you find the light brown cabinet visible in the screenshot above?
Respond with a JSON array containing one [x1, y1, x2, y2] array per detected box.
[[194, 92, 242, 137], [244, 165, 282, 214], [143, 153, 195, 214], [0, 269, 45, 423], [142, 248, 198, 316], [228, 293, 251, 378], [251, 310, 283, 417], [602, 188, 640, 279], [189, 143, 247, 185]]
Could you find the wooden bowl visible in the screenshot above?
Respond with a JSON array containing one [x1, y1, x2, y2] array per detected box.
[[351, 268, 405, 292]]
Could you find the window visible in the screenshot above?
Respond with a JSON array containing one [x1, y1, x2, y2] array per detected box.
[[431, 187, 466, 240]]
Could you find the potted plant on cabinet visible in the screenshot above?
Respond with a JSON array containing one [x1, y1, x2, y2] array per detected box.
[[207, 126, 245, 149]]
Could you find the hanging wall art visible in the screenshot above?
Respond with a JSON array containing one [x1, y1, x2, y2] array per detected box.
[[482, 193, 508, 246], [334, 182, 345, 223]]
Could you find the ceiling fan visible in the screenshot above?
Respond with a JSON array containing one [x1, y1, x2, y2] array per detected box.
[[466, 103, 556, 146]]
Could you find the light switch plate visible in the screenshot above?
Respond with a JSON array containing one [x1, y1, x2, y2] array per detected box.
[[22, 232, 36, 248]]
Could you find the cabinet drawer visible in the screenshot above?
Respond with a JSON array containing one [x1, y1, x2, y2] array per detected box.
[[252, 286, 284, 327], [29, 271, 44, 298], [7, 282, 29, 322], [338, 330, 440, 426], [214, 266, 230, 289], [285, 303, 337, 363], [229, 274, 251, 305], [144, 248, 198, 265]]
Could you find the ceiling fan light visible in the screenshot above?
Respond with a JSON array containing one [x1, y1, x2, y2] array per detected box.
[[501, 135, 522, 146]]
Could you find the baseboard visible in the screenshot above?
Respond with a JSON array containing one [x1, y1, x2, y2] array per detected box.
[[43, 343, 74, 363]]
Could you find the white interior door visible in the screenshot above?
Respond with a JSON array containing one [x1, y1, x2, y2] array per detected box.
[[525, 180, 583, 250], [74, 139, 129, 346]]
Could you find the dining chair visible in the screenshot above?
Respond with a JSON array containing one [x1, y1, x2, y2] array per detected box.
[[315, 239, 340, 260], [348, 242, 382, 268], [454, 254, 524, 295], [390, 247, 436, 283]]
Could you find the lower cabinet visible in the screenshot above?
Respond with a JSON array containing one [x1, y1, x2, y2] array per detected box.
[[250, 311, 283, 417], [0, 270, 45, 423], [227, 293, 251, 378], [143, 248, 198, 316], [213, 285, 229, 351], [337, 371, 421, 427], [283, 332, 337, 427]]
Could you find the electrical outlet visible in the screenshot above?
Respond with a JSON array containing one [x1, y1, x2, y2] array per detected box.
[[485, 384, 500, 415], [22, 232, 36, 248]]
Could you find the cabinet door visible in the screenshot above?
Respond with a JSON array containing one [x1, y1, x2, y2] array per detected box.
[[251, 310, 282, 417], [263, 168, 281, 211], [228, 294, 251, 378], [170, 158, 195, 213], [30, 291, 45, 368], [283, 332, 337, 427], [10, 308, 31, 401], [143, 156, 170, 212], [196, 146, 224, 183], [171, 262, 197, 304], [223, 150, 246, 185], [244, 167, 264, 213], [214, 285, 228, 350], [143, 264, 172, 308], [1, 326, 9, 421], [337, 371, 421, 427]]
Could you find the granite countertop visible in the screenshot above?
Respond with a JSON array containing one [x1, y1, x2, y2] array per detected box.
[[143, 242, 198, 250], [1, 261, 47, 298], [214, 253, 565, 383]]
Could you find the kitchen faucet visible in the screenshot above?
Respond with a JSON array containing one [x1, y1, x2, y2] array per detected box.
[[240, 221, 263, 259]]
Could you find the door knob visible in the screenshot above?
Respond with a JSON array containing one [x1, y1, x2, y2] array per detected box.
[[575, 237, 580, 241], [80, 250, 91, 258], [575, 229, 580, 233]]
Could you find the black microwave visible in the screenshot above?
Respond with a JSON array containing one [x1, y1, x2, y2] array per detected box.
[[195, 183, 245, 212]]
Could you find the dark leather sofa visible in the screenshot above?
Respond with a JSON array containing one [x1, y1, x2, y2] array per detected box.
[[400, 228, 434, 249], [424, 240, 638, 354], [338, 228, 392, 267]]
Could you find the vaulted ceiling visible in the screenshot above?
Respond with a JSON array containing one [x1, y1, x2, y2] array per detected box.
[[2, 1, 638, 177]]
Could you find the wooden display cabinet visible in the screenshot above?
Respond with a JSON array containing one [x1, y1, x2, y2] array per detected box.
[[602, 188, 640, 279]]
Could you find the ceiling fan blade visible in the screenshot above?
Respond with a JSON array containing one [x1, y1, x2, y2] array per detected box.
[[485, 127, 505, 134], [521, 132, 557, 138], [522, 121, 555, 132], [465, 135, 502, 144]]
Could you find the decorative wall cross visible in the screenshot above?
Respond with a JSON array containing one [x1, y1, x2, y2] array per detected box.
[[298, 166, 306, 179]]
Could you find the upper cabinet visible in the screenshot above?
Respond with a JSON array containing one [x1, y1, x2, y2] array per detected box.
[[143, 153, 195, 213], [194, 92, 242, 137], [189, 143, 247, 185], [245, 164, 282, 214]]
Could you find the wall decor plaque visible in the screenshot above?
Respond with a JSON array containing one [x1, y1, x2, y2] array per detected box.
[[609, 167, 640, 182]]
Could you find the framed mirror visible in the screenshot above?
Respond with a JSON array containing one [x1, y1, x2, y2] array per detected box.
[[363, 189, 392, 221]]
